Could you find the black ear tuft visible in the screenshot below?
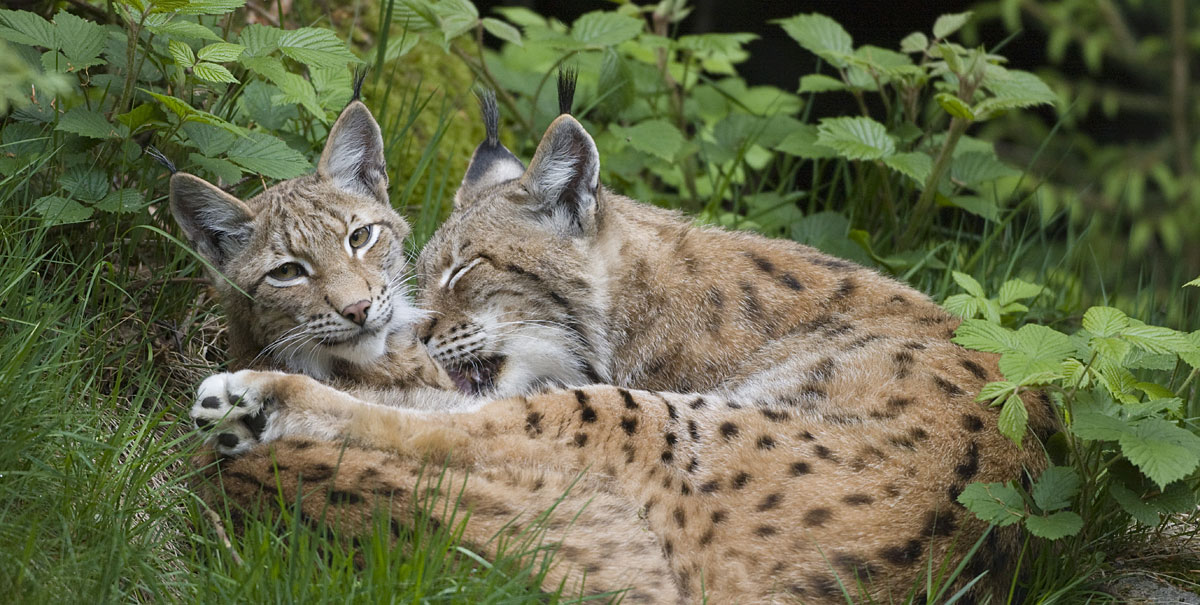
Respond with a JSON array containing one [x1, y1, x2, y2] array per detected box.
[[477, 88, 501, 147], [318, 101, 388, 203], [519, 114, 600, 235], [351, 66, 368, 103], [144, 146, 177, 174], [457, 89, 525, 205], [557, 68, 577, 116]]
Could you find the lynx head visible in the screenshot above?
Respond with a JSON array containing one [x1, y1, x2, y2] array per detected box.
[[169, 101, 424, 378], [417, 85, 612, 397]]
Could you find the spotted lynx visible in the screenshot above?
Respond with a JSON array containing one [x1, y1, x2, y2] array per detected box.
[[184, 91, 1057, 602]]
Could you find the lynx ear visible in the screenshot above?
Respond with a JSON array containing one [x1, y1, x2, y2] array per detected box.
[[457, 89, 524, 207], [519, 114, 599, 235], [169, 173, 255, 266], [318, 101, 388, 203]]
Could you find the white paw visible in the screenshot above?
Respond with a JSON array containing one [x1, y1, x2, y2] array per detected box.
[[191, 370, 275, 456]]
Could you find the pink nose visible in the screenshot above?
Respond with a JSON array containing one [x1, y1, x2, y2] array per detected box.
[[341, 300, 371, 326]]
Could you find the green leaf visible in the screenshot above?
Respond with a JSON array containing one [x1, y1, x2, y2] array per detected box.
[[172, 0, 246, 16], [933, 12, 972, 39], [1185, 276, 1200, 288], [936, 92, 974, 120], [56, 107, 116, 139], [882, 151, 932, 183], [434, 0, 479, 40], [142, 90, 245, 135], [197, 41, 244, 62], [146, 19, 222, 42], [94, 189, 145, 214], [899, 32, 927, 54], [59, 166, 108, 202], [596, 48, 634, 116], [169, 39, 196, 67], [241, 56, 324, 122], [1031, 466, 1080, 511], [1118, 418, 1200, 489], [977, 380, 1017, 403], [943, 293, 980, 320], [775, 125, 836, 159], [950, 151, 1019, 187], [613, 119, 684, 162], [225, 131, 311, 179], [815, 116, 895, 161], [997, 393, 1028, 445], [951, 271, 986, 297], [571, 11, 642, 47], [1082, 306, 1129, 339], [481, 17, 521, 46], [981, 69, 1057, 110], [1024, 511, 1082, 540], [998, 324, 1073, 382], [0, 9, 56, 48], [33, 195, 93, 225], [996, 279, 1042, 306], [277, 27, 358, 69], [187, 152, 242, 184], [797, 74, 846, 94], [1109, 483, 1161, 526], [958, 481, 1025, 526], [53, 11, 105, 69], [776, 13, 852, 68], [1121, 323, 1195, 356], [192, 61, 238, 83], [184, 120, 235, 156], [946, 195, 999, 222], [953, 319, 1013, 354], [238, 23, 281, 57]]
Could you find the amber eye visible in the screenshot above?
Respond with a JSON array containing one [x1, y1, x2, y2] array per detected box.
[[268, 262, 306, 281], [348, 225, 372, 249]]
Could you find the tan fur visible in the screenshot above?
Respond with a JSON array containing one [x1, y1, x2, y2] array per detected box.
[[193, 115, 1058, 603]]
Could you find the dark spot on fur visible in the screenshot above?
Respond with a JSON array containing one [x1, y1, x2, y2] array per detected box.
[[327, 490, 364, 505], [710, 510, 728, 524], [756, 435, 776, 450], [815, 445, 837, 462], [618, 389, 639, 409], [757, 493, 783, 511], [573, 432, 588, 447], [525, 411, 542, 434], [799, 430, 815, 441], [754, 525, 778, 537], [620, 416, 638, 435], [961, 358, 989, 380], [956, 443, 980, 481], [923, 510, 958, 537], [803, 508, 832, 527], [888, 396, 914, 410], [726, 400, 743, 409], [893, 350, 914, 379], [833, 278, 856, 299], [673, 507, 687, 528], [835, 553, 878, 579], [666, 403, 677, 420], [661, 450, 674, 464], [880, 539, 923, 566], [847, 334, 884, 349], [934, 375, 966, 396], [699, 529, 715, 546], [719, 422, 739, 440], [700, 480, 720, 493], [732, 471, 751, 489], [843, 493, 874, 505], [890, 294, 908, 304], [761, 408, 789, 422], [780, 273, 804, 291], [962, 414, 985, 432], [746, 252, 775, 274], [687, 457, 699, 473], [813, 256, 856, 271], [622, 443, 636, 464], [689, 397, 706, 410], [948, 483, 963, 503], [790, 461, 811, 476]]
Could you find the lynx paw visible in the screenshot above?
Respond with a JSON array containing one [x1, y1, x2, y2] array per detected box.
[[191, 370, 276, 456]]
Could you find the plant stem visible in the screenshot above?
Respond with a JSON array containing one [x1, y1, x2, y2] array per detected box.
[[902, 116, 967, 246]]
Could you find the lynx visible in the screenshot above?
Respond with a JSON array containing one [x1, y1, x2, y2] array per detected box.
[[181, 91, 1057, 603]]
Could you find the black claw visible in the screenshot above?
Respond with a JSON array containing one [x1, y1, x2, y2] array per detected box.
[[217, 433, 240, 448], [200, 396, 221, 409]]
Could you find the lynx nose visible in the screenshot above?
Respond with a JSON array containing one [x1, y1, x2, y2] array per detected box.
[[341, 300, 371, 326]]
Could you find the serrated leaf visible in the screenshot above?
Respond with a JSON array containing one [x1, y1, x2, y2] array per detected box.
[[434, 0, 478, 40], [982, 69, 1057, 109], [197, 41, 243, 62], [951, 271, 985, 297], [933, 12, 972, 39], [1109, 483, 1161, 526], [797, 74, 845, 94], [277, 28, 358, 69], [951, 151, 1019, 187], [1185, 276, 1200, 287], [56, 106, 116, 139], [958, 482, 1025, 526], [1024, 511, 1082, 540], [1092, 336, 1131, 362], [953, 319, 1014, 354], [776, 13, 852, 68], [53, 11, 105, 69], [182, 122, 235, 156], [597, 48, 634, 115], [58, 166, 108, 202], [34, 195, 93, 225], [142, 89, 245, 135], [1032, 466, 1080, 511], [481, 17, 521, 46], [998, 393, 1028, 445], [1082, 306, 1129, 339], [193, 61, 238, 83], [240, 56, 324, 122], [146, 19, 222, 42], [1122, 324, 1195, 356], [225, 131, 310, 179], [998, 324, 1073, 382], [187, 152, 242, 184], [571, 11, 641, 47], [815, 116, 895, 161], [977, 380, 1017, 403], [775, 125, 836, 159], [238, 23, 281, 57], [94, 189, 144, 214], [613, 119, 684, 162], [169, 39, 196, 67], [996, 279, 1042, 306], [943, 293, 980, 320], [899, 32, 927, 54], [936, 92, 974, 120], [0, 9, 56, 48], [173, 0, 246, 16], [1119, 418, 1200, 489], [882, 151, 932, 183]]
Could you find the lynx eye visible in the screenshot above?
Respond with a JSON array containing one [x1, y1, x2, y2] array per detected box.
[[348, 225, 375, 250], [268, 262, 306, 282]]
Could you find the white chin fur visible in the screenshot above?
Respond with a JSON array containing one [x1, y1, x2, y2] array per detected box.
[[490, 328, 591, 397], [284, 299, 429, 380]]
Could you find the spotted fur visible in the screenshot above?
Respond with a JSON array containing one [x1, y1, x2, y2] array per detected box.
[[194, 112, 1058, 602]]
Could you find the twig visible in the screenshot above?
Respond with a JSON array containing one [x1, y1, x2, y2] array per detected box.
[[202, 505, 244, 566]]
